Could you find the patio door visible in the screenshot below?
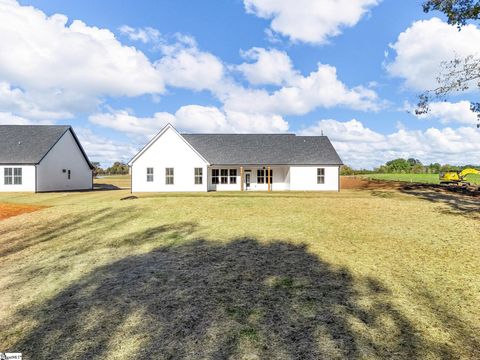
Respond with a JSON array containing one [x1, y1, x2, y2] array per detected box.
[[245, 172, 251, 190]]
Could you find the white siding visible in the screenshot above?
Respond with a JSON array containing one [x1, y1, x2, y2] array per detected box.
[[289, 165, 339, 191], [131, 127, 208, 192], [36, 130, 92, 192], [0, 165, 36, 192]]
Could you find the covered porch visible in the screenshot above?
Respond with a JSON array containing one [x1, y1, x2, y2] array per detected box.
[[207, 165, 290, 191]]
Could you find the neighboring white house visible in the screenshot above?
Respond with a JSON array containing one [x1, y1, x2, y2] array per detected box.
[[0, 125, 94, 192], [129, 124, 343, 192]]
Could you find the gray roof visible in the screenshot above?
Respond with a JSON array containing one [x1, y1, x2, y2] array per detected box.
[[0, 125, 93, 168], [182, 134, 343, 165]]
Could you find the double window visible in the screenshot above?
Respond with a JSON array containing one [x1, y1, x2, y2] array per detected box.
[[165, 168, 174, 185], [4, 168, 22, 185], [194, 168, 203, 184], [146, 167, 154, 182], [211, 168, 237, 185], [257, 169, 273, 184], [317, 168, 325, 184]]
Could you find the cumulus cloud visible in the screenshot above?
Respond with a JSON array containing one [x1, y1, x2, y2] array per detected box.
[[0, 0, 164, 100], [156, 40, 226, 92], [301, 118, 480, 168], [89, 105, 289, 136], [415, 101, 479, 125], [223, 63, 382, 115], [244, 0, 380, 44], [75, 128, 138, 166], [387, 17, 480, 90], [236, 47, 297, 85]]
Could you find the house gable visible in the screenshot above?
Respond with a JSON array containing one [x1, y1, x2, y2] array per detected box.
[[128, 124, 209, 166], [130, 124, 209, 192], [36, 129, 93, 192]]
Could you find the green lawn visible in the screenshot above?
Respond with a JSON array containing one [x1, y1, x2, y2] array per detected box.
[[0, 177, 479, 359], [361, 172, 480, 185]]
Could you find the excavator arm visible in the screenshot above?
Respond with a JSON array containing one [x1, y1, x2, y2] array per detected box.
[[459, 168, 480, 181]]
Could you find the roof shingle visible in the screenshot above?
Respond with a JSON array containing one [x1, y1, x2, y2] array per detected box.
[[181, 133, 343, 165], [0, 125, 92, 167]]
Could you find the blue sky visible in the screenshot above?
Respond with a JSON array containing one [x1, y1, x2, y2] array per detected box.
[[1, 0, 479, 167]]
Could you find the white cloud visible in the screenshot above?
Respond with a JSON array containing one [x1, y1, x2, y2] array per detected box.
[[89, 105, 289, 136], [236, 47, 297, 85], [417, 101, 479, 125], [156, 42, 225, 92], [75, 128, 137, 166], [244, 0, 380, 44], [387, 17, 480, 90], [89, 109, 175, 138], [301, 118, 480, 168], [119, 25, 161, 43], [0, 0, 165, 102], [223, 63, 381, 115], [0, 112, 36, 125]]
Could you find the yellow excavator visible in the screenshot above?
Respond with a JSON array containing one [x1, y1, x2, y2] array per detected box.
[[439, 168, 480, 186]]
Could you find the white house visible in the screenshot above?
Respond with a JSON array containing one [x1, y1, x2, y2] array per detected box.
[[129, 124, 343, 192], [0, 125, 94, 192]]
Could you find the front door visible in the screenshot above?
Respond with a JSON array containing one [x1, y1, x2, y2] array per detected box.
[[245, 173, 251, 190]]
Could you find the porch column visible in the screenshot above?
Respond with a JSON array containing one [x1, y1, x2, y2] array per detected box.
[[240, 166, 244, 191], [268, 166, 271, 192]]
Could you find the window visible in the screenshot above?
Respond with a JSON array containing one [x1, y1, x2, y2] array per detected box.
[[229, 169, 237, 184], [67, 169, 71, 180], [220, 169, 229, 184], [194, 167, 203, 184], [257, 169, 265, 184], [165, 167, 174, 185], [267, 169, 273, 184], [146, 167, 154, 182], [317, 168, 325, 184], [4, 168, 12, 185], [212, 169, 219, 184], [257, 169, 272, 184]]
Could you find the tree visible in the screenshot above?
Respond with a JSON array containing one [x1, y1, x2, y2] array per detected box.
[[423, 0, 480, 26], [105, 162, 129, 175], [418, 0, 480, 128], [91, 162, 104, 177], [385, 158, 411, 173]]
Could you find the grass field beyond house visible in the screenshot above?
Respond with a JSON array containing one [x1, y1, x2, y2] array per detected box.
[[0, 176, 479, 359], [361, 172, 480, 185]]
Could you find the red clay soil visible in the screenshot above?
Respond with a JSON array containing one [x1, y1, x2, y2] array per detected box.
[[341, 177, 403, 190], [0, 203, 45, 221]]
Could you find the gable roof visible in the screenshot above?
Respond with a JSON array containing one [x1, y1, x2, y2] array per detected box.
[[181, 133, 343, 165], [128, 123, 209, 166], [0, 125, 94, 168]]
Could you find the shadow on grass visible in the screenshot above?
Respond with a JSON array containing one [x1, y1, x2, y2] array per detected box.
[[93, 183, 123, 191], [12, 234, 459, 359], [399, 185, 480, 219]]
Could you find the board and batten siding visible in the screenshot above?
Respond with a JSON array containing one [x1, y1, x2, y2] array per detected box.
[[0, 165, 36, 192], [289, 165, 340, 191], [36, 130, 93, 192], [131, 126, 208, 192]]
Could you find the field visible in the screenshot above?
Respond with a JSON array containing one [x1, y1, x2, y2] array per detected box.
[[361, 173, 480, 185], [0, 176, 479, 359]]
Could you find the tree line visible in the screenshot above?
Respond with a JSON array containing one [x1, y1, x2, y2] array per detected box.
[[341, 158, 479, 175], [91, 162, 129, 176]]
